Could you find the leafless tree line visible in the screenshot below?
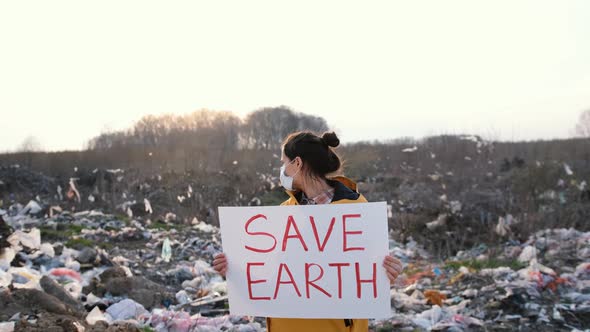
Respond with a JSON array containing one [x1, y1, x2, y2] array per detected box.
[[86, 106, 328, 152]]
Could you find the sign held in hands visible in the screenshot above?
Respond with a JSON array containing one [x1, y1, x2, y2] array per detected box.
[[218, 202, 391, 318]]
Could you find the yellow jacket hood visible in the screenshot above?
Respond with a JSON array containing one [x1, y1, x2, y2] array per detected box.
[[281, 176, 368, 206]]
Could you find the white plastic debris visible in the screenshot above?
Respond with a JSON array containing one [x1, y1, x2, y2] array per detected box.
[[144, 198, 153, 214], [211, 281, 228, 295], [192, 259, 216, 276], [518, 245, 537, 263], [428, 174, 441, 181], [0, 270, 13, 288], [563, 163, 574, 176], [194, 220, 216, 233], [496, 216, 509, 237], [86, 306, 109, 325], [0, 248, 16, 270], [449, 201, 462, 214], [7, 228, 41, 250], [56, 185, 63, 200], [8, 267, 41, 289], [165, 212, 177, 223], [161, 237, 172, 262], [40, 242, 55, 258], [412, 305, 443, 329], [105, 299, 148, 321], [461, 289, 478, 298], [0, 322, 15, 332], [175, 290, 191, 304], [426, 214, 447, 230], [18, 200, 42, 215], [85, 292, 102, 306], [528, 258, 556, 276], [63, 279, 83, 300], [479, 266, 514, 278]]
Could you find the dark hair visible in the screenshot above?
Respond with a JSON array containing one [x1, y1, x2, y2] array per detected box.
[[282, 131, 341, 178]]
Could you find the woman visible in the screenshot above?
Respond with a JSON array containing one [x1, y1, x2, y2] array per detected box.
[[213, 131, 403, 332]]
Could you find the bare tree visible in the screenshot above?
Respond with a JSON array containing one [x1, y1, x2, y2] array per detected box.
[[242, 106, 329, 150], [18, 135, 42, 152], [575, 109, 590, 137]]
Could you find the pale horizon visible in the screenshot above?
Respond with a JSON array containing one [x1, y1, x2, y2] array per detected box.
[[1, 1, 589, 152]]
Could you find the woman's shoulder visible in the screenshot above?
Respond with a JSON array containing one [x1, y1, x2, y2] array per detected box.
[[328, 177, 362, 202], [280, 196, 298, 206]]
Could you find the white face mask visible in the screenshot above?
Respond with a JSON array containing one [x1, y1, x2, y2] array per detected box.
[[279, 159, 299, 191]]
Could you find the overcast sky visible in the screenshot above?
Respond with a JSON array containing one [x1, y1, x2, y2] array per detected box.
[[1, 1, 589, 152]]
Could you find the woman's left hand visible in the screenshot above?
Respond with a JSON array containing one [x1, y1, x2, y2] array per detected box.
[[383, 254, 403, 285]]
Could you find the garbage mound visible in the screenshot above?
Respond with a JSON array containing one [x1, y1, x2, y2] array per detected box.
[[0, 208, 264, 332], [1, 202, 588, 331]]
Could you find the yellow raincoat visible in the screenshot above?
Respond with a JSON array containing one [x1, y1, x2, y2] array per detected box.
[[266, 176, 370, 332]]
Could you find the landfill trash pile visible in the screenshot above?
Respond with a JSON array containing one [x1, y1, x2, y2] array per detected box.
[[1, 160, 589, 331], [0, 165, 56, 207], [1, 198, 589, 331], [371, 229, 590, 331], [2, 161, 588, 257], [0, 165, 271, 229], [0, 206, 265, 332]]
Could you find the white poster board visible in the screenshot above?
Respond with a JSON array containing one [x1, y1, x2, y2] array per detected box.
[[218, 202, 391, 319]]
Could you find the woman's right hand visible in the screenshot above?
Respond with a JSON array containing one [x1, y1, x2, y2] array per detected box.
[[212, 252, 228, 277]]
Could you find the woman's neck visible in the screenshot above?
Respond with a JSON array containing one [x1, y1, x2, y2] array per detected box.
[[301, 177, 331, 199]]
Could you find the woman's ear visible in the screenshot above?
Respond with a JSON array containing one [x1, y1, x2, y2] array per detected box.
[[295, 156, 303, 169]]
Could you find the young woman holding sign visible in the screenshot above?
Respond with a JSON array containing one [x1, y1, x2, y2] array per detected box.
[[213, 131, 403, 332]]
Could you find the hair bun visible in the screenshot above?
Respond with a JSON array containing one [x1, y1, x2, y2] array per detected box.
[[321, 132, 340, 148]]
